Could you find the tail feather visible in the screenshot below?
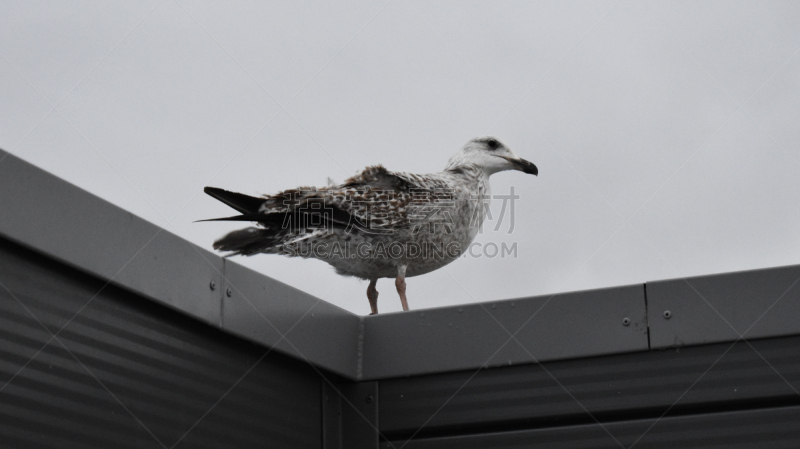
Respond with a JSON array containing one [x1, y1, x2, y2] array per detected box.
[[201, 185, 356, 257], [213, 227, 281, 256], [195, 214, 274, 223], [204, 187, 264, 214]]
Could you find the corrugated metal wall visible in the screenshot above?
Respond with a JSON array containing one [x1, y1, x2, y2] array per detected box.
[[0, 237, 322, 449], [3, 230, 800, 448], [378, 335, 800, 448]]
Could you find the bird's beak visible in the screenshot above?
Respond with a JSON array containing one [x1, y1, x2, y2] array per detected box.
[[500, 156, 538, 176]]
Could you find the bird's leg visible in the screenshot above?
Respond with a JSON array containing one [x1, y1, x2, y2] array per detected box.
[[395, 265, 409, 311], [367, 279, 379, 315]]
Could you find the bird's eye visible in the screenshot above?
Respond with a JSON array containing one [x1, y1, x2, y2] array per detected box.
[[487, 139, 500, 150]]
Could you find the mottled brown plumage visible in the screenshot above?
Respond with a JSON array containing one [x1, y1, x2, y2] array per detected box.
[[202, 137, 537, 314]]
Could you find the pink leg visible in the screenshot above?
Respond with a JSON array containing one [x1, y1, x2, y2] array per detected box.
[[367, 279, 379, 315], [395, 265, 409, 311]]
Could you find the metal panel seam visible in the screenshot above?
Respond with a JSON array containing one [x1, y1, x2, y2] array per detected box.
[[220, 258, 227, 328], [643, 282, 651, 350], [357, 316, 365, 381]]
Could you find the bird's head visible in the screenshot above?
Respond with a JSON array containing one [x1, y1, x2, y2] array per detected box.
[[445, 137, 538, 176]]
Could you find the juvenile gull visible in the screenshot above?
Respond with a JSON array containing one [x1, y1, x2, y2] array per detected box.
[[202, 137, 537, 314]]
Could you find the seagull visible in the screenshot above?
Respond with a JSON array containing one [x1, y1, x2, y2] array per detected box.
[[202, 137, 537, 314]]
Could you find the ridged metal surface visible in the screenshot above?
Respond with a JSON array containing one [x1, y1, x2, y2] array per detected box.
[[0, 237, 321, 449], [340, 381, 378, 449], [385, 405, 800, 448], [379, 334, 800, 437], [5, 148, 800, 449]]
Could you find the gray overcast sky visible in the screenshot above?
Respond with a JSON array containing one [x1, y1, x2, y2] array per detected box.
[[2, 1, 799, 315]]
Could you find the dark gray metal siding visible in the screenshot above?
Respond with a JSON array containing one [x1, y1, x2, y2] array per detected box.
[[4, 146, 800, 448], [0, 148, 361, 380], [378, 336, 800, 437], [383, 405, 800, 449], [378, 335, 800, 447], [220, 259, 361, 379], [0, 237, 322, 449]]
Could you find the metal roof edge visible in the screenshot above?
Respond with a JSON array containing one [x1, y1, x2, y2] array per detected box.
[[359, 283, 649, 380], [646, 263, 800, 349], [4, 148, 800, 382], [0, 149, 361, 379]]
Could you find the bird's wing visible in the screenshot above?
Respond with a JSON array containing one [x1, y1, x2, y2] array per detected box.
[[203, 165, 460, 255], [341, 165, 458, 233], [205, 165, 456, 237], [261, 165, 455, 234]]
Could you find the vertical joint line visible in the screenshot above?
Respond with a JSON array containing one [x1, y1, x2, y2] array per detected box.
[[357, 317, 365, 380], [220, 258, 227, 328], [374, 381, 379, 437], [644, 282, 651, 350]]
